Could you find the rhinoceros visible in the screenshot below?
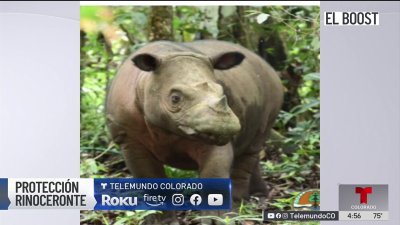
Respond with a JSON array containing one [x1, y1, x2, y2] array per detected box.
[[106, 40, 283, 224]]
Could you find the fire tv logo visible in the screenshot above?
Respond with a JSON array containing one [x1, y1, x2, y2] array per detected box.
[[355, 187, 372, 204]]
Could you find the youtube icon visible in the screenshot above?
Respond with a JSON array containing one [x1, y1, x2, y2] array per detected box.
[[208, 194, 223, 206]]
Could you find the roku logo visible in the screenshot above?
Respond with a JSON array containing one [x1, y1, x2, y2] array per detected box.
[[102, 195, 137, 206], [355, 187, 372, 204]]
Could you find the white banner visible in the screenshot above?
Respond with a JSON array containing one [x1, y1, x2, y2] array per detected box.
[[8, 178, 96, 209]]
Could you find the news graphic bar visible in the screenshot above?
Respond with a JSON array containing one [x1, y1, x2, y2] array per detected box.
[[263, 211, 339, 222], [94, 178, 231, 210], [339, 211, 389, 220], [0, 178, 231, 210]]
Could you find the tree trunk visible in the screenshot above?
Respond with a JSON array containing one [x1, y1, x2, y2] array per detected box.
[[149, 6, 174, 41], [80, 30, 86, 122], [198, 6, 219, 40], [217, 6, 236, 41], [233, 6, 254, 50], [97, 32, 113, 105], [257, 7, 287, 71]]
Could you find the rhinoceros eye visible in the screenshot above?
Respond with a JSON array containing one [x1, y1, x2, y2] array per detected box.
[[170, 93, 183, 104]]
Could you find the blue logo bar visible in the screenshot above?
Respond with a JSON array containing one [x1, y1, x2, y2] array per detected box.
[[94, 178, 231, 210]]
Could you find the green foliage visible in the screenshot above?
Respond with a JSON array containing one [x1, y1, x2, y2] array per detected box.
[[80, 32, 112, 150], [191, 202, 262, 225], [173, 6, 209, 41], [268, 192, 299, 210], [80, 158, 108, 178], [112, 6, 149, 47], [266, 6, 320, 73], [81, 211, 161, 225], [245, 6, 320, 213], [81, 6, 102, 21], [192, 215, 262, 225], [164, 166, 198, 178]]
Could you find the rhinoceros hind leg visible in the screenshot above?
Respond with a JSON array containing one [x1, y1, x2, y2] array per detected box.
[[230, 152, 259, 203], [249, 162, 268, 197]]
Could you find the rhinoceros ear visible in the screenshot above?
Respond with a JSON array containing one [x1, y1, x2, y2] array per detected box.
[[131, 53, 160, 72], [212, 52, 245, 70]]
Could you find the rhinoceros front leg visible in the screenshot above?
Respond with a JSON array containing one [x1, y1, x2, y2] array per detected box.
[[120, 141, 166, 178], [120, 141, 178, 225], [197, 144, 234, 225], [198, 144, 234, 178]]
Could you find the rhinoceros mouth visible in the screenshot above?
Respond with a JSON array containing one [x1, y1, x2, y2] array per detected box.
[[178, 125, 231, 146], [178, 125, 197, 135], [196, 132, 231, 146]]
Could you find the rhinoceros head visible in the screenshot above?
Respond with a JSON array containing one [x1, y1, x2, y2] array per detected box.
[[132, 51, 243, 146]]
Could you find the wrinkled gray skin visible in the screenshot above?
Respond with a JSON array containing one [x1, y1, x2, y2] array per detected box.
[[106, 40, 283, 225]]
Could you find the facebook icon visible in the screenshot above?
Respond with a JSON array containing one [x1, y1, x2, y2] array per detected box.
[[190, 194, 202, 206]]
